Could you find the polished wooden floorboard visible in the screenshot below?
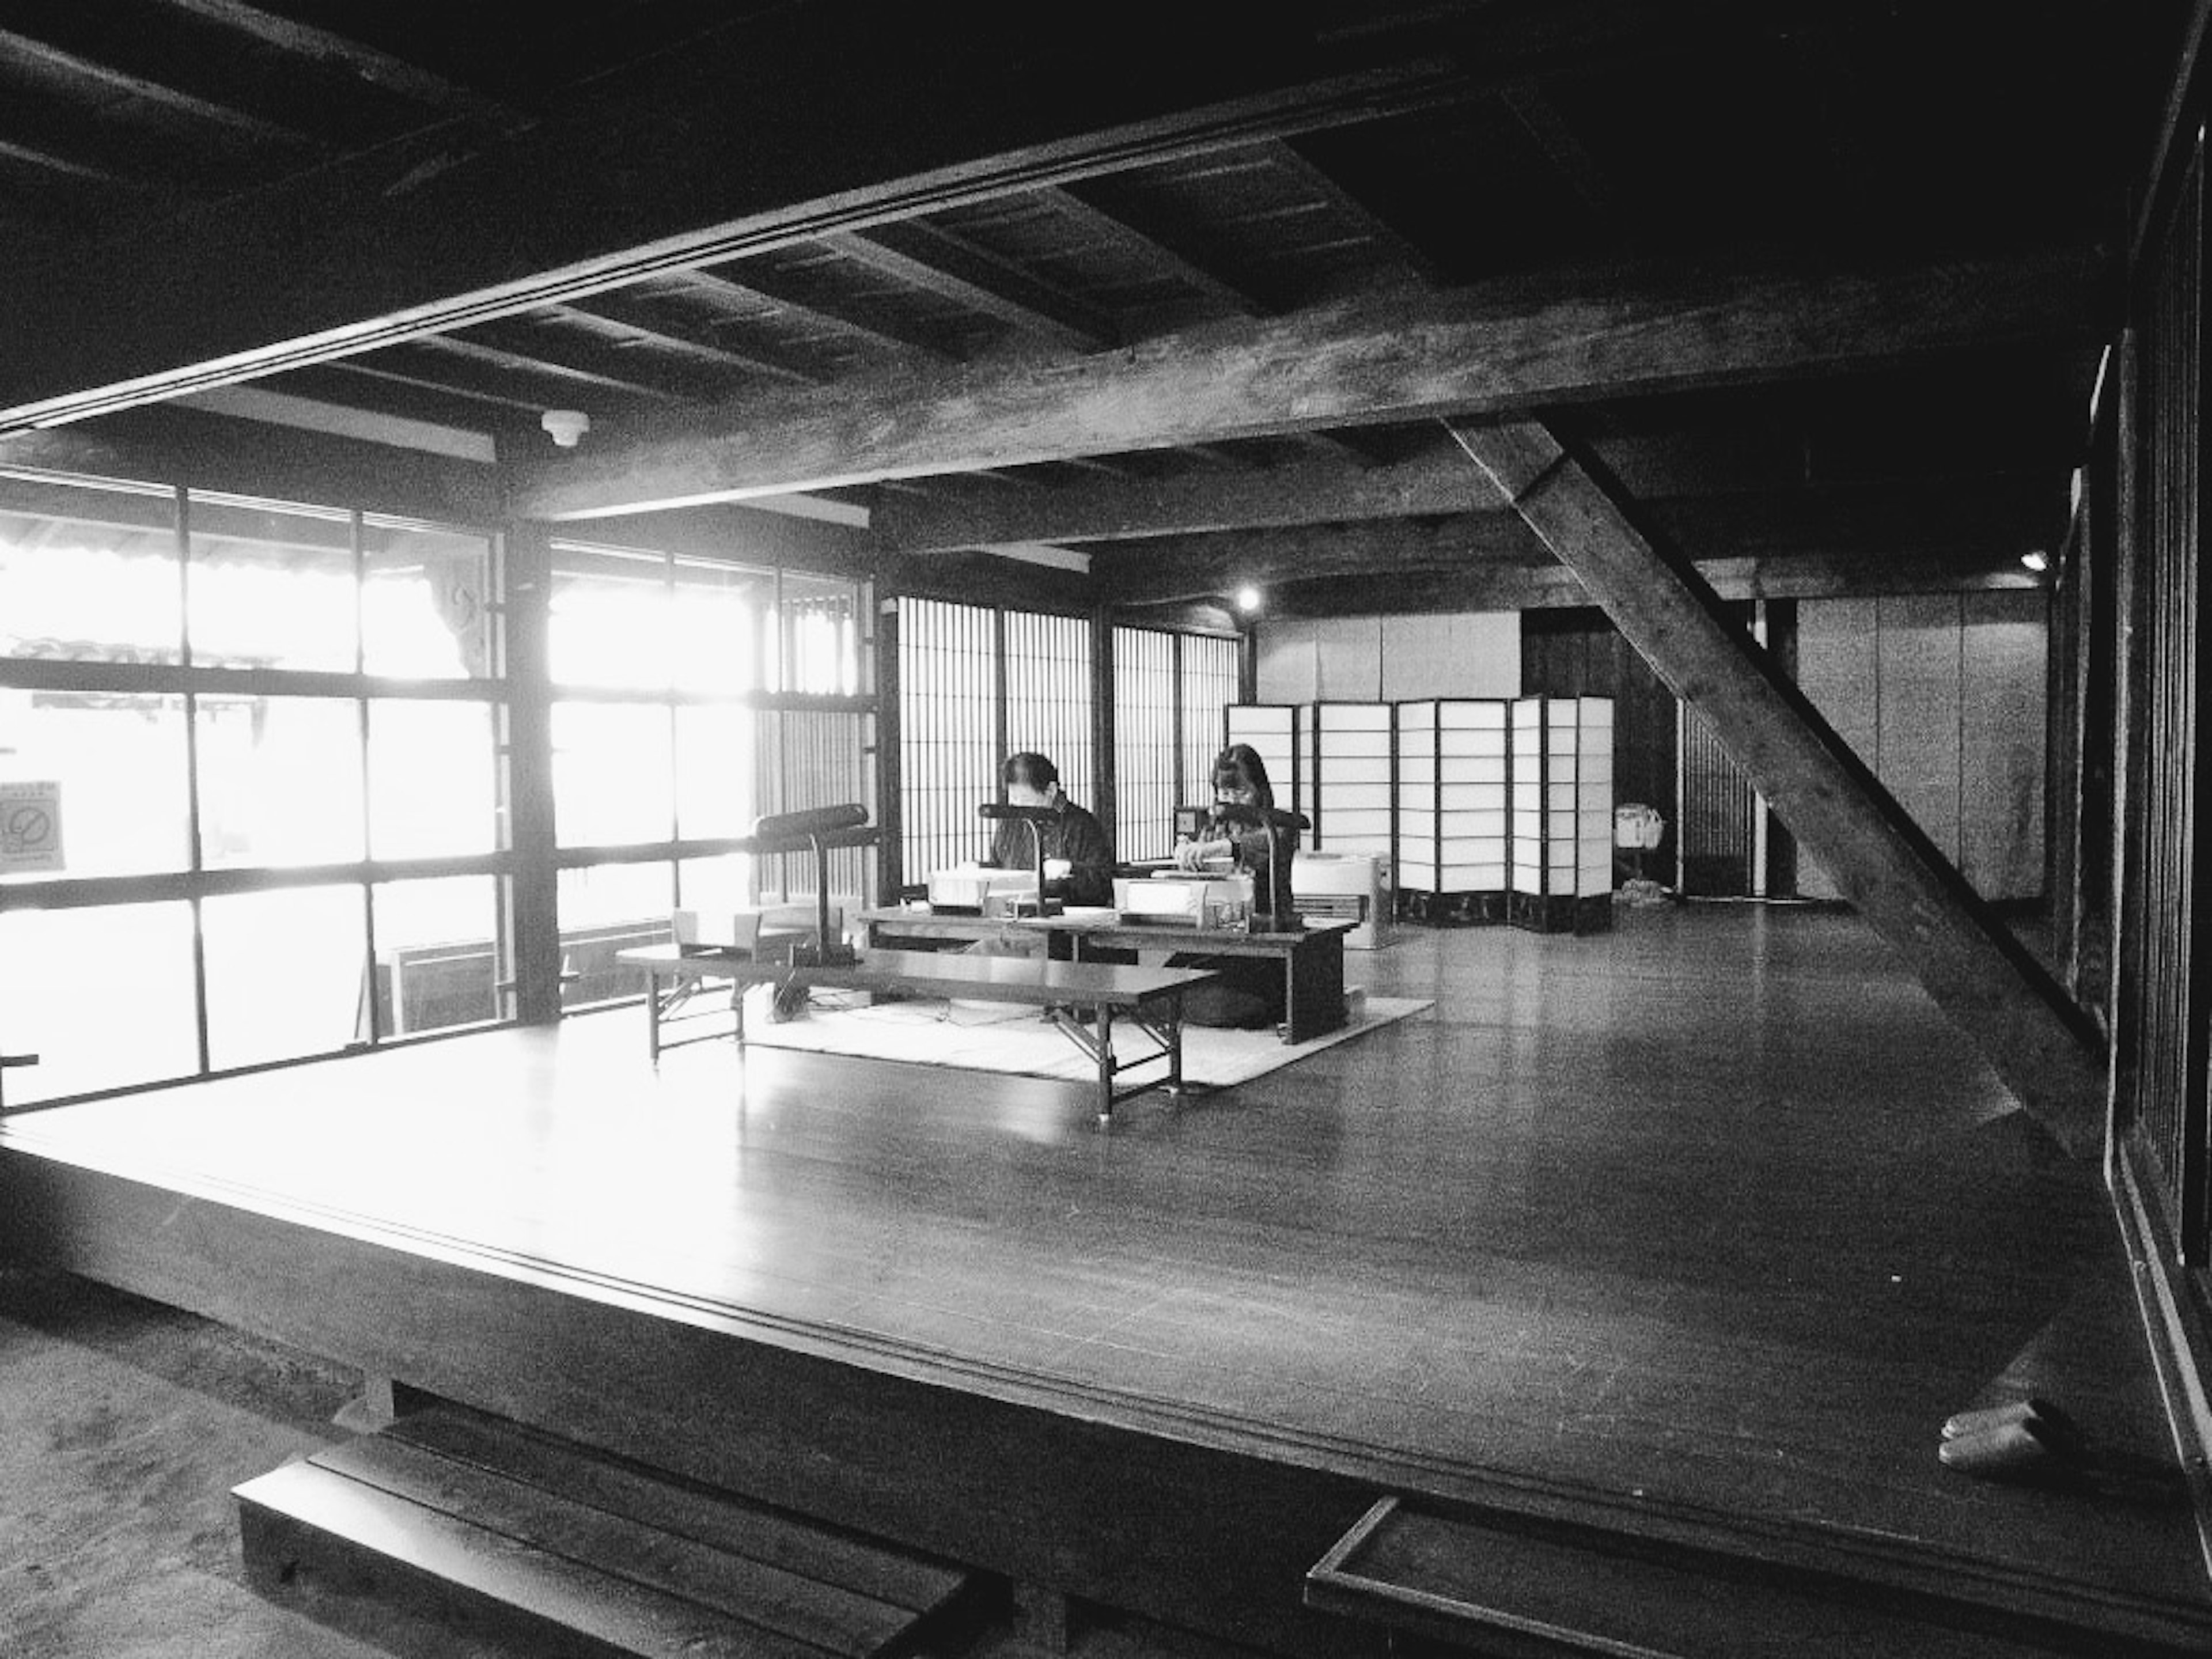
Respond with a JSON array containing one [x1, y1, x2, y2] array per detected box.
[[4, 904, 2203, 1614]]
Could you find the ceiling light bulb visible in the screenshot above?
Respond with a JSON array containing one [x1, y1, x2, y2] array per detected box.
[[1234, 584, 1262, 613]]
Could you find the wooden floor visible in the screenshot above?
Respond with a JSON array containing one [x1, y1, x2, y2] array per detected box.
[[3, 903, 2207, 1645]]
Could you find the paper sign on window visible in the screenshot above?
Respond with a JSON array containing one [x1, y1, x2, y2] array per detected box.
[[0, 781, 64, 873]]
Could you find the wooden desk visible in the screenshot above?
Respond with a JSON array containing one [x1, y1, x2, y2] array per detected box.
[[858, 910, 1351, 1043], [614, 944, 1218, 1124]]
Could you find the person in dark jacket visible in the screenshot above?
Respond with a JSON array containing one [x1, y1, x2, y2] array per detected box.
[[984, 751, 1113, 908]]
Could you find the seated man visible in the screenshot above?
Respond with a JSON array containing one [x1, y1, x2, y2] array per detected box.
[[984, 751, 1113, 908]]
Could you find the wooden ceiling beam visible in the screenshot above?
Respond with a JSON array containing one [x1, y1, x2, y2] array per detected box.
[[817, 222, 1119, 350], [0, 11, 1486, 429], [1446, 416, 2103, 1157], [156, 0, 501, 116], [1099, 513, 1548, 603], [509, 244, 2105, 520], [0, 25, 322, 146], [885, 444, 1483, 551], [1497, 80, 1613, 215]]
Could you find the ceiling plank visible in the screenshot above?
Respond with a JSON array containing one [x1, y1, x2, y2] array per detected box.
[[0, 25, 323, 146], [1446, 415, 2103, 1156], [680, 267, 960, 361], [817, 222, 1119, 350], [1041, 184, 1266, 316], [0, 17, 1481, 429], [412, 335, 690, 403], [543, 300, 827, 385], [507, 244, 2106, 520], [1262, 138, 1441, 285]]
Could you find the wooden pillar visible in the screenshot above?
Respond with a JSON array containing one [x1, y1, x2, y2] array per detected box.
[[874, 591, 906, 899], [503, 521, 563, 1025], [1449, 417, 2106, 1157], [1092, 607, 1117, 857]]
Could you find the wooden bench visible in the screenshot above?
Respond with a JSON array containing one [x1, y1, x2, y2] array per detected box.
[[614, 944, 1218, 1124]]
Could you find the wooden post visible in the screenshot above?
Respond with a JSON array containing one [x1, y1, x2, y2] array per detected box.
[[1449, 417, 2107, 1157], [503, 522, 563, 1026]]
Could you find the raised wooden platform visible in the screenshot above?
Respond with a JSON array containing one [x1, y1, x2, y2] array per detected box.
[[3, 908, 2208, 1656]]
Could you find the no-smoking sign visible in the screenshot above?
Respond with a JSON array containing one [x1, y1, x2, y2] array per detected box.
[[0, 781, 64, 873]]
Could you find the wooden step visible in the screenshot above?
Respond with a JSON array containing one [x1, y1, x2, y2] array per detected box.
[[236, 1403, 983, 1659], [1306, 1496, 2212, 1659]]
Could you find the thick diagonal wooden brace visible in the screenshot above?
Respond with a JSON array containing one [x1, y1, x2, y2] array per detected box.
[[1448, 418, 2105, 1157]]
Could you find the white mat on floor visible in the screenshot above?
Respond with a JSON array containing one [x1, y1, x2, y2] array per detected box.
[[736, 989, 1430, 1089]]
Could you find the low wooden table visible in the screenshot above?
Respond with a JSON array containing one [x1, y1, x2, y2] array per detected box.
[[614, 944, 1218, 1124], [859, 910, 1351, 1043]]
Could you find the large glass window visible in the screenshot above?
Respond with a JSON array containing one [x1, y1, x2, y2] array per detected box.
[[0, 469, 509, 1103], [372, 875, 504, 1037], [196, 695, 366, 869], [363, 521, 496, 680], [0, 471, 184, 666], [368, 699, 500, 860], [550, 543, 671, 690], [187, 497, 358, 672], [0, 903, 199, 1103], [550, 537, 870, 991], [552, 703, 675, 848], [202, 884, 368, 1071], [0, 686, 192, 881]]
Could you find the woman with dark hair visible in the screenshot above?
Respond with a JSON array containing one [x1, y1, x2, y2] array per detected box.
[[1168, 743, 1300, 1027], [1173, 743, 1296, 924]]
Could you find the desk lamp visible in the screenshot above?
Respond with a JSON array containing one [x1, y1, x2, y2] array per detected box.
[[744, 803, 874, 966], [977, 801, 1060, 918], [1209, 802, 1311, 932]]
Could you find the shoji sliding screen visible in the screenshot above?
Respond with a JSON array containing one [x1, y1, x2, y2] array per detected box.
[[897, 599, 1002, 883], [1115, 626, 1179, 862]]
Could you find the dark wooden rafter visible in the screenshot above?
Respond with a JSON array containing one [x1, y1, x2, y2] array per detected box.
[[412, 334, 689, 404], [0, 137, 150, 189], [510, 245, 2105, 520], [1496, 80, 1613, 215], [817, 222, 1119, 350], [1100, 513, 1549, 604], [540, 300, 827, 385], [155, 0, 502, 117], [317, 358, 548, 414], [680, 267, 961, 361], [0, 25, 323, 147], [1039, 184, 1265, 315], [1446, 416, 2104, 1156]]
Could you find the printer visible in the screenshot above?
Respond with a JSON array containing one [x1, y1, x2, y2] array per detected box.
[[927, 865, 1041, 916], [1112, 869, 1255, 930]]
